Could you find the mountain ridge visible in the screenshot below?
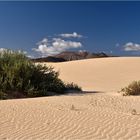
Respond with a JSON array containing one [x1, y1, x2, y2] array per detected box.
[[32, 51, 111, 62]]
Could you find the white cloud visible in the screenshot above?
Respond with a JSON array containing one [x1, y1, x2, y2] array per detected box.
[[60, 32, 82, 38], [0, 48, 28, 54], [0, 48, 14, 55], [0, 48, 7, 53], [33, 37, 82, 57], [52, 38, 82, 49], [36, 38, 48, 46], [123, 42, 140, 51]]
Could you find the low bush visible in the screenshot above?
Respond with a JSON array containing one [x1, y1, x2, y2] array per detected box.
[[0, 50, 81, 99], [65, 82, 82, 92], [121, 81, 140, 96], [0, 91, 8, 100]]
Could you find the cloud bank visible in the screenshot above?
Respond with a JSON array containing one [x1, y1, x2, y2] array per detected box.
[[32, 32, 82, 57], [33, 36, 82, 57], [0, 48, 28, 56], [0, 48, 7, 53], [124, 42, 140, 51]]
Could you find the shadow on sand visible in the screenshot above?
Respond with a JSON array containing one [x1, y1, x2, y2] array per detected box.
[[82, 91, 104, 94], [63, 90, 104, 96]]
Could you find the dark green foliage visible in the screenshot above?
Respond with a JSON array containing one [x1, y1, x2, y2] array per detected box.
[[0, 91, 8, 100], [65, 82, 82, 92], [121, 81, 140, 96], [0, 50, 64, 99], [0, 50, 81, 99]]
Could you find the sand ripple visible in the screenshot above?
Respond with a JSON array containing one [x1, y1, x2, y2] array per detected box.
[[1, 93, 140, 140]]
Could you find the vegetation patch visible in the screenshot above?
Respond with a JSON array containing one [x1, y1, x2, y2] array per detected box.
[[121, 81, 140, 96], [65, 82, 82, 92], [0, 50, 82, 100]]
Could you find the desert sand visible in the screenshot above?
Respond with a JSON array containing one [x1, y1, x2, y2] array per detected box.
[[47, 57, 140, 92], [1, 57, 140, 140]]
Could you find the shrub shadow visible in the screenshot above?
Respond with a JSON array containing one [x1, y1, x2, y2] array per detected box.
[[60, 90, 104, 96]]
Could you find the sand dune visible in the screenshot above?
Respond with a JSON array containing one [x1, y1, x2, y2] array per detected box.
[[1, 57, 140, 140], [47, 57, 140, 92]]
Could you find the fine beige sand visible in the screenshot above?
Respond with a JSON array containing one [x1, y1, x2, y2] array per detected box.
[[1, 57, 140, 140], [46, 57, 140, 92]]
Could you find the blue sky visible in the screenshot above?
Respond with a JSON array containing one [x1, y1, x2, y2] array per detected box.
[[0, 1, 140, 57]]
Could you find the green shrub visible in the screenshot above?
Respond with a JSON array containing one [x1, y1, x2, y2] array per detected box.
[[0, 91, 8, 100], [0, 50, 81, 99], [0, 50, 64, 98], [65, 82, 82, 92], [121, 81, 140, 96]]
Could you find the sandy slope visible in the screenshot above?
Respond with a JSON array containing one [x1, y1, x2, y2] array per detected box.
[[46, 57, 140, 92], [1, 57, 140, 140]]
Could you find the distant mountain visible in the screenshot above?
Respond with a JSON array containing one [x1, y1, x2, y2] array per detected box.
[[32, 56, 66, 62], [55, 51, 108, 61], [32, 51, 109, 62]]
